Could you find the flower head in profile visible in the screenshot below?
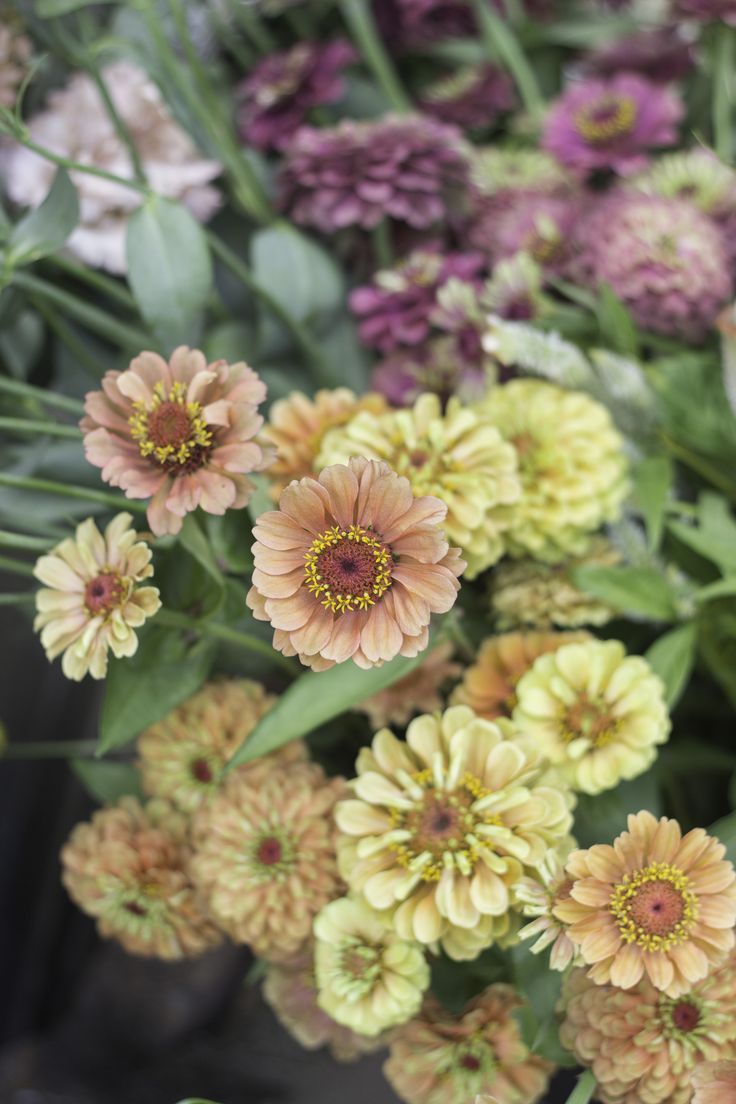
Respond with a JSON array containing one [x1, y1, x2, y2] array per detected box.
[[137, 679, 305, 813], [318, 394, 520, 578], [336, 705, 573, 958], [513, 638, 670, 794], [34, 513, 160, 682], [61, 796, 222, 959], [247, 457, 464, 671], [384, 986, 553, 1104], [0, 20, 31, 107], [314, 896, 430, 1036], [514, 850, 579, 971], [555, 811, 736, 998], [357, 641, 461, 730], [419, 63, 514, 130], [82, 346, 272, 536], [543, 73, 682, 177], [237, 40, 355, 152], [190, 758, 346, 962], [480, 379, 629, 562], [561, 954, 736, 1104], [451, 631, 589, 722]]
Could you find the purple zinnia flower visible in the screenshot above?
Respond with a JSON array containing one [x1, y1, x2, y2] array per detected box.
[[236, 40, 355, 152], [578, 191, 733, 340], [373, 0, 476, 47], [582, 28, 695, 84], [371, 338, 486, 407], [349, 249, 485, 352], [469, 190, 583, 274], [278, 115, 469, 233], [543, 73, 683, 177], [672, 0, 736, 24], [418, 63, 515, 130]]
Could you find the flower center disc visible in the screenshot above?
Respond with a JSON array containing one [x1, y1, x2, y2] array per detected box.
[[672, 1000, 700, 1032], [147, 401, 194, 449], [611, 862, 698, 950], [128, 381, 213, 470], [257, 837, 283, 866], [563, 694, 618, 747], [304, 524, 393, 614], [190, 757, 214, 784], [628, 879, 685, 935], [574, 95, 637, 145], [84, 571, 124, 615]]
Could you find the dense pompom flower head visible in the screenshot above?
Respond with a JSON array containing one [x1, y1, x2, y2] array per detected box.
[[555, 811, 736, 998], [384, 986, 553, 1104], [61, 796, 222, 959], [314, 896, 430, 1036], [469, 190, 581, 275], [418, 64, 515, 130], [190, 758, 346, 962], [470, 148, 572, 202], [543, 73, 682, 177], [247, 457, 464, 670], [561, 955, 736, 1104], [513, 638, 671, 794], [33, 513, 160, 681], [480, 379, 629, 562], [278, 115, 470, 233], [692, 1061, 736, 1104], [578, 190, 733, 340], [236, 40, 355, 152], [317, 394, 520, 578], [336, 705, 574, 958], [82, 346, 272, 537]]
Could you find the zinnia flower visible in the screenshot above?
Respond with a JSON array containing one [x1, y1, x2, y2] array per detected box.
[[673, 0, 736, 23], [489, 538, 620, 630], [236, 40, 355, 151], [469, 190, 582, 274], [336, 705, 573, 957], [555, 811, 736, 998], [514, 851, 580, 971], [370, 339, 487, 409], [317, 394, 520, 578], [61, 796, 222, 959], [0, 19, 31, 107], [137, 679, 305, 813], [543, 73, 682, 177], [314, 896, 430, 1036], [578, 191, 733, 340], [278, 115, 469, 233], [4, 61, 220, 273], [470, 148, 572, 202], [81, 346, 272, 537], [692, 1061, 736, 1104], [513, 638, 670, 794], [451, 631, 589, 721], [582, 26, 694, 84], [384, 986, 553, 1104], [33, 512, 160, 681], [246, 457, 464, 671], [357, 640, 461, 729], [561, 955, 736, 1104], [190, 758, 346, 962], [480, 379, 629, 562], [418, 64, 514, 130]]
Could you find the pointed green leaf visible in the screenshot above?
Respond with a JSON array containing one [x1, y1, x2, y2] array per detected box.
[[8, 169, 79, 267], [71, 760, 144, 805], [596, 283, 639, 357], [710, 811, 736, 865], [644, 622, 696, 708], [251, 222, 343, 325], [633, 456, 672, 552], [179, 514, 225, 592], [570, 565, 678, 621]]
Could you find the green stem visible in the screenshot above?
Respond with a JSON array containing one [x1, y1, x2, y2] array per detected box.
[[232, 5, 278, 52], [0, 375, 84, 415], [339, 0, 411, 113], [48, 254, 137, 310], [3, 739, 99, 760], [30, 296, 109, 380], [0, 555, 36, 578], [284, 8, 312, 37], [372, 221, 394, 270], [659, 432, 736, 503], [0, 592, 35, 606], [157, 608, 296, 676], [85, 60, 148, 186], [471, 0, 544, 118], [713, 25, 736, 162], [5, 131, 150, 199], [0, 529, 55, 551], [565, 1070, 596, 1104], [0, 416, 82, 440], [0, 472, 145, 513]]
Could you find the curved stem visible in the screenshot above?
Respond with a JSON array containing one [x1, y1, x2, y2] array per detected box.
[[0, 375, 84, 415], [0, 529, 54, 551], [48, 254, 137, 310], [713, 24, 736, 162], [3, 739, 99, 760], [0, 472, 145, 513], [157, 608, 296, 677], [339, 0, 411, 113], [471, 0, 544, 118], [0, 592, 35, 606], [29, 296, 109, 380], [0, 555, 36, 578], [0, 416, 82, 439]]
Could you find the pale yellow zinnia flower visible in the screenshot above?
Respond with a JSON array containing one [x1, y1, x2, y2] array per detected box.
[[514, 850, 580, 971]]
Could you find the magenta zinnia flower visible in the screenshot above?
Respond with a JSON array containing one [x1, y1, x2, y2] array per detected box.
[[582, 27, 695, 84], [469, 190, 581, 273], [236, 40, 355, 152], [82, 346, 272, 536], [419, 64, 515, 130], [543, 73, 682, 177], [278, 115, 469, 233]]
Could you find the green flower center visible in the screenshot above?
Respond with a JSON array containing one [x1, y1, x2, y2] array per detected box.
[[333, 940, 383, 999]]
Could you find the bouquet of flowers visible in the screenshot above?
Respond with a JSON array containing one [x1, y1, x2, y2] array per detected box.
[[2, 0, 736, 1101]]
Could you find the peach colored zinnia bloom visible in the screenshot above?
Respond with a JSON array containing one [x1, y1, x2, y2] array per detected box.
[[384, 987, 553, 1104], [34, 512, 160, 681], [515, 850, 580, 971], [190, 758, 346, 962], [555, 811, 736, 999], [263, 387, 387, 499], [450, 630, 589, 721], [246, 457, 464, 671], [357, 640, 462, 729], [693, 1060, 736, 1104], [61, 796, 222, 959], [82, 346, 272, 537]]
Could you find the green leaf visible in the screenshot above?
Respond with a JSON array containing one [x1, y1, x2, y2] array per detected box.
[[98, 628, 214, 753], [179, 514, 225, 595], [7, 169, 79, 267], [596, 283, 639, 357], [710, 811, 736, 865], [695, 576, 736, 603], [644, 622, 697, 709], [509, 944, 575, 1065], [574, 772, 662, 849], [668, 519, 736, 575], [570, 565, 678, 621], [126, 197, 213, 353], [250, 223, 343, 325], [71, 759, 144, 805], [565, 1070, 597, 1104], [633, 456, 672, 552]]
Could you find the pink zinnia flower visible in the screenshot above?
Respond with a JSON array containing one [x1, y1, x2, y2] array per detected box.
[[82, 347, 272, 537], [246, 457, 464, 670], [543, 73, 683, 177]]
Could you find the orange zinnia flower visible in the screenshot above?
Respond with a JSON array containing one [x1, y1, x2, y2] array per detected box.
[[692, 1061, 736, 1104]]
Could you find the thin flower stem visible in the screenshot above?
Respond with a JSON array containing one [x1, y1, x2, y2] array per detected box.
[[565, 1071, 597, 1104], [0, 473, 145, 513], [471, 0, 544, 118], [372, 221, 394, 270], [0, 416, 82, 440], [0, 376, 84, 415], [0, 592, 35, 606], [0, 529, 56, 551], [3, 740, 100, 760], [48, 254, 137, 310], [0, 555, 36, 578], [29, 296, 109, 380], [5, 131, 150, 198], [713, 25, 735, 162], [157, 608, 297, 676], [12, 271, 151, 351], [232, 5, 278, 52], [339, 0, 412, 113]]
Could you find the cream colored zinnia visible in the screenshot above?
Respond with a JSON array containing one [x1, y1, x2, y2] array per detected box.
[[317, 392, 521, 577], [512, 638, 670, 794], [336, 705, 573, 959], [514, 850, 580, 971], [314, 896, 430, 1036], [480, 379, 629, 562], [33, 512, 161, 681]]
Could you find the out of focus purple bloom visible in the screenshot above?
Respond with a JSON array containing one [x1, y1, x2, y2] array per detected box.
[[373, 0, 554, 46], [349, 249, 485, 352], [418, 64, 515, 129], [236, 40, 355, 152], [672, 0, 736, 23], [543, 73, 682, 177], [582, 28, 695, 84], [371, 338, 486, 406], [469, 190, 582, 274], [278, 115, 470, 233]]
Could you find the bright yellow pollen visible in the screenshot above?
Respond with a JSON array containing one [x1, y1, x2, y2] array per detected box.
[[128, 380, 213, 466], [574, 95, 637, 145], [304, 523, 393, 615], [610, 862, 698, 952]]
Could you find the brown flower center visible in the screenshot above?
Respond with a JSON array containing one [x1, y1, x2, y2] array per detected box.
[[124, 901, 146, 916], [672, 1000, 700, 1032], [562, 694, 619, 747], [574, 95, 637, 144], [129, 380, 212, 470], [628, 879, 685, 935], [84, 571, 125, 615], [251, 829, 296, 879], [610, 862, 698, 951], [257, 837, 283, 866], [304, 524, 393, 614], [190, 757, 214, 784], [147, 401, 194, 450]]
